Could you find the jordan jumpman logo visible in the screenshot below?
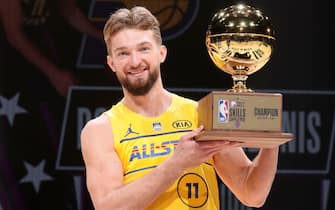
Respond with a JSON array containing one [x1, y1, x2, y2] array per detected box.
[[124, 124, 139, 137]]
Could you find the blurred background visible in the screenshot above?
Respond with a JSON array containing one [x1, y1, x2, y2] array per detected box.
[[0, 0, 333, 210]]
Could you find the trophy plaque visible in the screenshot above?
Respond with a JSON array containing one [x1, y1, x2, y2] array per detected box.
[[195, 4, 293, 148]]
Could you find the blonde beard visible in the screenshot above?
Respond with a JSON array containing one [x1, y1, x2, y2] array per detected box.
[[117, 68, 159, 96]]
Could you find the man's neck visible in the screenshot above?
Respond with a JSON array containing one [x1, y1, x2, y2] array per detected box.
[[122, 88, 172, 117]]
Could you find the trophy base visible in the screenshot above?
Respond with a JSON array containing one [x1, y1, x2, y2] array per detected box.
[[194, 130, 294, 148], [198, 91, 284, 132]]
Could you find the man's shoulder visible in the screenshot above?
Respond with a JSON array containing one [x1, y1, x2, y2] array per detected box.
[[82, 113, 111, 134], [172, 93, 196, 103], [172, 93, 197, 105]]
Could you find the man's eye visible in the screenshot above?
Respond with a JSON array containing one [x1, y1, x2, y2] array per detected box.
[[118, 51, 128, 57], [140, 47, 150, 52]]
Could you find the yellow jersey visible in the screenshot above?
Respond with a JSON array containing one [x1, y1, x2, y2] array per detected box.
[[104, 93, 220, 210]]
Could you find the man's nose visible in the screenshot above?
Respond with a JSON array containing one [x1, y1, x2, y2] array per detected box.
[[129, 52, 141, 67]]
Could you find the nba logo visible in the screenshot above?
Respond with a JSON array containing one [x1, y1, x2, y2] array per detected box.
[[218, 99, 229, 123]]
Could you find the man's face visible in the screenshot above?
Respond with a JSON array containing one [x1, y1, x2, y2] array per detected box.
[[107, 28, 166, 96]]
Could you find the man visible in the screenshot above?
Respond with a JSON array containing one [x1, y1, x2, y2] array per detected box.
[[81, 6, 279, 210], [0, 1, 101, 208], [0, 0, 102, 97]]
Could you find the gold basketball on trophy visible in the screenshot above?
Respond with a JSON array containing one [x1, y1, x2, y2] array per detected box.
[[196, 3, 293, 148], [206, 3, 275, 92]]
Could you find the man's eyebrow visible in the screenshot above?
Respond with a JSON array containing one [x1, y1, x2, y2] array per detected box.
[[137, 41, 153, 46], [113, 41, 153, 52], [113, 46, 127, 52]]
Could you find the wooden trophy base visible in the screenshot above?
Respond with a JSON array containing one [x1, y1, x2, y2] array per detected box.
[[196, 91, 294, 148], [194, 130, 294, 148]]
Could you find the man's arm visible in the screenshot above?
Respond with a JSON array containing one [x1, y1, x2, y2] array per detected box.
[[81, 114, 184, 210], [213, 146, 278, 207], [81, 117, 236, 210], [0, 0, 77, 96], [58, 0, 103, 40]]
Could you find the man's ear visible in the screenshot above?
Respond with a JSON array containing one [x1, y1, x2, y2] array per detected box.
[[107, 55, 116, 72], [160, 45, 167, 63]]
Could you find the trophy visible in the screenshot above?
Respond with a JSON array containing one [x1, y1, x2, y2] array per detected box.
[[195, 3, 293, 148]]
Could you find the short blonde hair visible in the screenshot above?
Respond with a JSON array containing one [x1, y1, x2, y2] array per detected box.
[[103, 6, 162, 55]]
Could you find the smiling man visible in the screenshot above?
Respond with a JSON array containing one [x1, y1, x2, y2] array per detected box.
[[80, 6, 279, 210]]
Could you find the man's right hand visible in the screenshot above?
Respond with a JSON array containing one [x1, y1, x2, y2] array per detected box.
[[172, 125, 241, 170]]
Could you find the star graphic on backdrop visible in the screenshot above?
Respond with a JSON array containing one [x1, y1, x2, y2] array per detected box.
[[0, 93, 28, 126], [20, 160, 53, 193]]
